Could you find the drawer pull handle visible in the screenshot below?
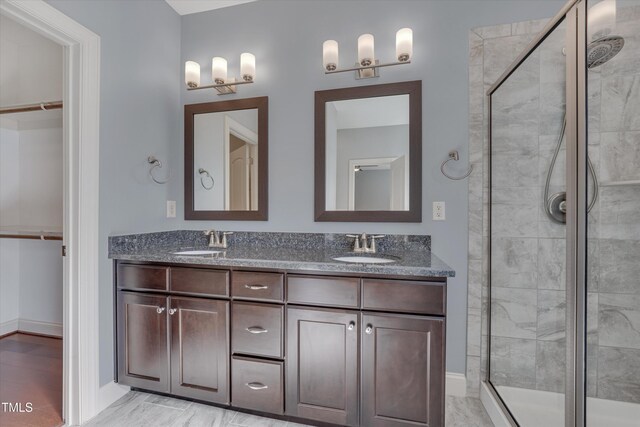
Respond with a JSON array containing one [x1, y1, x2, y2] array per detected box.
[[168, 308, 177, 315], [246, 382, 268, 390], [246, 326, 268, 334], [347, 321, 355, 331], [245, 284, 268, 290], [365, 325, 373, 334], [156, 307, 166, 314]]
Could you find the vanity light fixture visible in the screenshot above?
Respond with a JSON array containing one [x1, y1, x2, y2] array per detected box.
[[323, 28, 413, 79], [184, 53, 256, 95]]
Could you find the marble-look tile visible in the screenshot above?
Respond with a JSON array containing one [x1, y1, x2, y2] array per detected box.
[[229, 412, 288, 427], [536, 340, 565, 392], [587, 292, 599, 345], [467, 308, 482, 357], [466, 355, 481, 398], [469, 32, 484, 66], [599, 19, 640, 79], [489, 336, 537, 389], [600, 75, 640, 132], [492, 151, 539, 188], [446, 395, 493, 427], [599, 238, 640, 294], [537, 290, 566, 341], [145, 393, 192, 410], [600, 131, 640, 183], [599, 185, 640, 241], [491, 287, 538, 339], [586, 344, 598, 398], [483, 35, 537, 85], [511, 19, 547, 36], [84, 391, 149, 426], [537, 238, 566, 291], [597, 346, 640, 403], [587, 239, 600, 292], [598, 293, 640, 349], [468, 260, 483, 310], [491, 237, 538, 289], [492, 187, 539, 238], [539, 22, 566, 84], [173, 402, 237, 427], [98, 401, 185, 427], [539, 82, 565, 136], [472, 23, 512, 40]]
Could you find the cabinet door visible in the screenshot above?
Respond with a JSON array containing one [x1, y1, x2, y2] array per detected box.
[[361, 313, 445, 427], [286, 307, 359, 426], [169, 296, 229, 404], [117, 291, 169, 392]]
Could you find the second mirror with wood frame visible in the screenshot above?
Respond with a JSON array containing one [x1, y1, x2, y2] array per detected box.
[[315, 81, 422, 222], [185, 96, 268, 220]]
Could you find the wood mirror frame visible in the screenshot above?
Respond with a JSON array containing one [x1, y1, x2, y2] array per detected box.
[[314, 81, 422, 222], [185, 96, 268, 220]]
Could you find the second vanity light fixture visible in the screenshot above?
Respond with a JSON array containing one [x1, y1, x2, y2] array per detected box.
[[323, 28, 413, 79], [185, 53, 256, 95]]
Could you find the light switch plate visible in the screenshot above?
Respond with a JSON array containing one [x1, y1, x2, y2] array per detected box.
[[166, 200, 176, 218], [433, 201, 445, 221]]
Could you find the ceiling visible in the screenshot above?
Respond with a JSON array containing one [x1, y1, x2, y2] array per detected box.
[[164, 0, 258, 16]]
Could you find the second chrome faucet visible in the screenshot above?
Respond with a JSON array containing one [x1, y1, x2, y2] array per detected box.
[[204, 229, 233, 249], [346, 233, 385, 253]]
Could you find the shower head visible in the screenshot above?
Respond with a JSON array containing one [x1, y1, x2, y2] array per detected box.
[[587, 35, 624, 68]]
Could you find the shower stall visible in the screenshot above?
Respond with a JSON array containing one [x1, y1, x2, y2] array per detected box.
[[485, 0, 640, 425]]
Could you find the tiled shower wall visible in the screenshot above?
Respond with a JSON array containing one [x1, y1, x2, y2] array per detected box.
[[466, 6, 640, 403]]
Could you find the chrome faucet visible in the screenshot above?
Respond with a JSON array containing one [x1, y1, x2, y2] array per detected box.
[[204, 230, 233, 249], [346, 233, 385, 253]]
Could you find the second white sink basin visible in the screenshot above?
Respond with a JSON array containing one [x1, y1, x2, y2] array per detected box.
[[173, 250, 222, 256], [332, 256, 397, 264]]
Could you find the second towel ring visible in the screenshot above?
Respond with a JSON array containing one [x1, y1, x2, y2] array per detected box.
[[441, 150, 473, 180], [199, 168, 214, 190]]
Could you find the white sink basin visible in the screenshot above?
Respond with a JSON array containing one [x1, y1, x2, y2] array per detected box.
[[173, 250, 222, 256], [332, 256, 397, 264]]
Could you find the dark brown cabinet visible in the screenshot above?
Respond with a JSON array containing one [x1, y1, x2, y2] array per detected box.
[[286, 307, 359, 427], [117, 291, 169, 392], [170, 297, 229, 403], [361, 313, 445, 427]]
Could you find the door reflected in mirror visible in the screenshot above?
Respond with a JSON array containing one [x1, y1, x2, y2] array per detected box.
[[325, 95, 409, 211], [185, 97, 268, 221]]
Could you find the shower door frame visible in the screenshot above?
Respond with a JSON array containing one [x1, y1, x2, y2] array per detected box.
[[484, 0, 588, 425]]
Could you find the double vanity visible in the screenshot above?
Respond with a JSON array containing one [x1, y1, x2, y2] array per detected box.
[[110, 231, 454, 426]]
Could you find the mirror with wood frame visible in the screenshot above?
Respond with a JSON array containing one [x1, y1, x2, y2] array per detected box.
[[315, 81, 421, 222], [185, 96, 268, 220]]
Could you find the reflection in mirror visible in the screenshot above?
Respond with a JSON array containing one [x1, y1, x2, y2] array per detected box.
[[185, 97, 268, 221], [325, 95, 409, 211], [315, 81, 421, 222]]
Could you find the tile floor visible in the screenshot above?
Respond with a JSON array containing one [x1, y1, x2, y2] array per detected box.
[[84, 390, 494, 427]]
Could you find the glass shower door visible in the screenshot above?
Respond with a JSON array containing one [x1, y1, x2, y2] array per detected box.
[[586, 0, 640, 426], [488, 17, 570, 427]]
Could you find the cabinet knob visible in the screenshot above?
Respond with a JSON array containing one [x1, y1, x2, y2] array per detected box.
[[245, 284, 268, 290], [246, 382, 268, 390], [156, 307, 165, 314], [246, 326, 268, 334], [365, 325, 373, 334], [347, 321, 355, 331], [168, 308, 177, 315]]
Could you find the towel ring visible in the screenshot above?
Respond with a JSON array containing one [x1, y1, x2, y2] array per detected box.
[[441, 150, 472, 180], [148, 156, 171, 184], [199, 168, 214, 190]]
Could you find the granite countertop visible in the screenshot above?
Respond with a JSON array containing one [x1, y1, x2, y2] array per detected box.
[[109, 231, 455, 278]]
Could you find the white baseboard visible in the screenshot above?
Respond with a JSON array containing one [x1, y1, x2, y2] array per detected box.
[[96, 382, 130, 415], [480, 381, 511, 427], [18, 318, 63, 337], [446, 372, 467, 396], [0, 319, 19, 336]]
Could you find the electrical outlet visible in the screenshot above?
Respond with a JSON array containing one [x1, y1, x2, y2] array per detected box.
[[166, 200, 176, 218], [433, 201, 446, 221]]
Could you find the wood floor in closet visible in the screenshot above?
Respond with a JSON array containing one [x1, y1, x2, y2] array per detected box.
[[0, 333, 63, 427]]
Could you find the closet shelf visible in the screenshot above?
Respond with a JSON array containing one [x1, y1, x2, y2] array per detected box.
[[0, 227, 63, 241]]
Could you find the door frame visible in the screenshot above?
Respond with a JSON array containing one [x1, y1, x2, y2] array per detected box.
[[223, 115, 258, 210], [0, 0, 108, 425]]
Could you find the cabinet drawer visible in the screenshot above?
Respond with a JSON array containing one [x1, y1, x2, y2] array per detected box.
[[170, 267, 228, 297], [232, 357, 283, 415], [117, 264, 168, 291], [232, 303, 283, 358], [232, 271, 284, 302], [362, 279, 445, 315], [287, 275, 360, 308]]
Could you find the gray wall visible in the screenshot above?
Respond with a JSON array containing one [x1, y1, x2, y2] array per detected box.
[[44, 0, 566, 385], [45, 0, 182, 385]]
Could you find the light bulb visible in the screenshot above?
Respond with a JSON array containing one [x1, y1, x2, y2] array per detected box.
[[357, 34, 375, 67], [240, 53, 255, 82], [212, 57, 227, 84], [185, 61, 200, 88], [323, 40, 339, 71], [396, 28, 413, 62]]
